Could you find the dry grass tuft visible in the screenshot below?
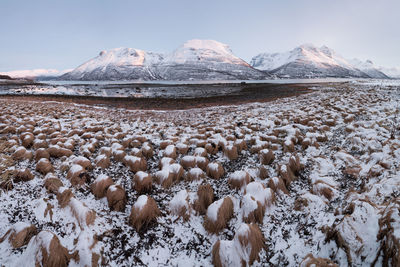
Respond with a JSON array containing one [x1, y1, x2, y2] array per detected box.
[[106, 185, 127, 211], [204, 197, 234, 234], [300, 254, 338, 267], [193, 184, 214, 215], [129, 196, 160, 232]]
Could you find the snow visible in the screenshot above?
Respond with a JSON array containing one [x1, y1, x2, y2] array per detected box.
[[0, 68, 72, 78], [241, 194, 259, 218], [69, 164, 84, 174], [169, 190, 189, 214], [135, 171, 148, 181], [206, 198, 226, 222], [2, 80, 400, 266], [134, 195, 148, 211], [250, 43, 387, 78], [95, 174, 109, 182], [168, 39, 248, 66], [165, 145, 175, 155], [217, 240, 243, 267]]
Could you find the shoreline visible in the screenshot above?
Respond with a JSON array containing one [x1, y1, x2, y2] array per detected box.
[[0, 83, 311, 110]]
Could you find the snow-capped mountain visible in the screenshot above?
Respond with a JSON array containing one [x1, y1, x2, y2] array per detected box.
[[377, 66, 400, 79], [61, 40, 268, 81], [61, 48, 165, 80], [0, 68, 72, 79], [250, 44, 385, 78], [349, 59, 388, 79]]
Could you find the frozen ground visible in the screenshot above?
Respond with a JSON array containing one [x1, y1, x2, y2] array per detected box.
[[0, 81, 400, 266]]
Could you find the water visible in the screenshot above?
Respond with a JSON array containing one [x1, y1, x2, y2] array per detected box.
[[1, 78, 398, 99]]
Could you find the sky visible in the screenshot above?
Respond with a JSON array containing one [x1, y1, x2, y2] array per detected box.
[[0, 0, 399, 71]]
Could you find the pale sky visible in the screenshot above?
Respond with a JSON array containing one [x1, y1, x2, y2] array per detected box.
[[0, 0, 399, 71]]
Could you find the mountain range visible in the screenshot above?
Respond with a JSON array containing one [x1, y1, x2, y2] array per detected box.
[[2, 40, 399, 80], [60, 40, 267, 81], [250, 44, 388, 79]]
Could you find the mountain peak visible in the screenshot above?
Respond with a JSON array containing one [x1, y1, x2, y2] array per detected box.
[[181, 39, 232, 55]]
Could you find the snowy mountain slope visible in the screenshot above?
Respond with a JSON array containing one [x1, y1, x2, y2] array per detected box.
[[61, 40, 268, 81], [378, 66, 400, 78], [251, 44, 384, 78], [61, 48, 165, 80], [0, 69, 72, 79], [349, 59, 388, 79]]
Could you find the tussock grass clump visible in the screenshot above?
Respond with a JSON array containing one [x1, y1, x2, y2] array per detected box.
[[224, 145, 238, 160], [26, 230, 74, 267], [228, 170, 251, 190], [0, 223, 37, 248], [154, 169, 174, 188], [169, 189, 191, 221], [259, 149, 274, 165], [35, 148, 50, 161], [268, 177, 289, 195], [91, 174, 114, 199], [106, 185, 127, 212], [129, 195, 160, 232], [44, 175, 64, 194], [206, 162, 225, 180], [67, 164, 90, 187], [57, 187, 74, 208], [13, 168, 34, 182], [212, 223, 266, 267], [36, 158, 54, 175], [95, 154, 110, 169], [194, 184, 214, 215], [133, 171, 152, 193], [204, 197, 234, 234], [124, 155, 147, 172], [300, 254, 338, 267]]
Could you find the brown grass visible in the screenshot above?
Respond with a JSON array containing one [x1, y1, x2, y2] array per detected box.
[[37, 231, 72, 267], [44, 177, 64, 194], [106, 185, 127, 211], [242, 196, 265, 224], [268, 177, 289, 194], [95, 155, 110, 169], [204, 197, 234, 234], [21, 132, 34, 148], [376, 200, 400, 267], [312, 181, 335, 200], [206, 162, 225, 180], [129, 196, 161, 232], [235, 224, 267, 265], [211, 240, 223, 267], [57, 188, 74, 208], [133, 172, 152, 193], [228, 171, 251, 190], [258, 166, 269, 180], [154, 170, 174, 188], [300, 254, 338, 267], [67, 166, 90, 187], [36, 158, 54, 175], [91, 176, 114, 199], [35, 148, 50, 161], [47, 146, 73, 158], [0, 224, 37, 248], [288, 154, 302, 175], [193, 184, 214, 215], [73, 157, 92, 170], [13, 168, 34, 182], [278, 164, 295, 187], [259, 149, 274, 165], [224, 145, 238, 160]]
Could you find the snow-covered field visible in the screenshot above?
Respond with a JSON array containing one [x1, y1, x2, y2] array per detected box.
[[0, 81, 400, 266]]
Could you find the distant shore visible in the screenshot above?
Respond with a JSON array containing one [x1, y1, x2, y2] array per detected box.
[[0, 82, 311, 110]]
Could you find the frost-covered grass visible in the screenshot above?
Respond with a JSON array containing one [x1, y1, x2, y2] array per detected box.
[[0, 81, 400, 266]]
